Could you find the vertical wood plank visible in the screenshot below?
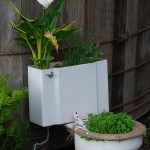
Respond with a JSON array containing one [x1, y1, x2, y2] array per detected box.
[[0, 0, 23, 89], [85, 0, 114, 70], [123, 0, 138, 112], [85, 0, 114, 108], [133, 0, 150, 118], [0, 0, 24, 117], [136, 0, 149, 95], [111, 0, 127, 112], [62, 0, 85, 29], [58, 0, 85, 45]]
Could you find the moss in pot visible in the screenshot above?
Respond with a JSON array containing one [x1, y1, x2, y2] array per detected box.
[[87, 111, 134, 135], [73, 111, 146, 150]]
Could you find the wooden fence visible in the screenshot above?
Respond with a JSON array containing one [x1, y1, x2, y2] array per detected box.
[[0, 0, 150, 149]]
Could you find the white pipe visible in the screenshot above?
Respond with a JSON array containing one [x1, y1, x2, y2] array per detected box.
[[33, 127, 49, 150]]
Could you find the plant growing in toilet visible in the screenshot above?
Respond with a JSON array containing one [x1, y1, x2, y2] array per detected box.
[[73, 111, 146, 150]]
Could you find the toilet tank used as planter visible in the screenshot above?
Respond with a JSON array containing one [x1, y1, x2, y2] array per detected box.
[[28, 60, 109, 127]]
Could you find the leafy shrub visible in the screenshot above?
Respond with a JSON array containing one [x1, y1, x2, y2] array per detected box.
[[62, 35, 102, 66], [0, 73, 29, 150], [87, 111, 134, 134]]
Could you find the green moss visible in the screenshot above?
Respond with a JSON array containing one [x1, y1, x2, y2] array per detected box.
[[87, 111, 134, 134]]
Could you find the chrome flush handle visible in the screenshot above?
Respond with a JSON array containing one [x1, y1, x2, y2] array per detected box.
[[46, 72, 54, 78]]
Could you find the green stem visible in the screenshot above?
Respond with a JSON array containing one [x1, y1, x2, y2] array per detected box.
[[42, 8, 46, 23], [26, 40, 37, 59], [38, 8, 46, 59]]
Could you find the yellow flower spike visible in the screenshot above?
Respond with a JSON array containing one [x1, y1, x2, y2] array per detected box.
[[44, 31, 59, 52]]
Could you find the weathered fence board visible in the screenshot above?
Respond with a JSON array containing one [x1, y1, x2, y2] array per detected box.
[[111, 0, 127, 112], [123, 0, 138, 113], [0, 0, 23, 87], [85, 0, 114, 105], [133, 0, 150, 118]]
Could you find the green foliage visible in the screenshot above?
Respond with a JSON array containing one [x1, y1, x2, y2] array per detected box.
[[143, 130, 150, 145], [87, 111, 134, 134], [80, 135, 92, 141], [2, 119, 29, 150], [80, 135, 101, 142], [0, 73, 29, 150], [10, 0, 79, 69], [62, 35, 102, 66]]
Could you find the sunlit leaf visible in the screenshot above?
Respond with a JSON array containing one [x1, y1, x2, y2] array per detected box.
[[44, 31, 59, 52], [44, 0, 65, 31], [54, 28, 80, 41]]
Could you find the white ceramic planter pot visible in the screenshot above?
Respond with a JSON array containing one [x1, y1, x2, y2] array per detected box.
[[28, 60, 109, 127], [74, 121, 146, 150]]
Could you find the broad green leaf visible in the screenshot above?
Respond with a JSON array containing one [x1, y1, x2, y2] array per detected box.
[[11, 21, 26, 34], [14, 38, 29, 46], [14, 37, 36, 46], [33, 55, 54, 69], [53, 21, 76, 34], [16, 22, 41, 38], [9, 0, 34, 22], [44, 16, 57, 32], [19, 33, 37, 59], [44, 0, 65, 31], [31, 18, 43, 27], [54, 28, 80, 41]]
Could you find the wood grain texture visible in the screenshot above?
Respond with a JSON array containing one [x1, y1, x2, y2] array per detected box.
[[85, 0, 114, 67], [58, 0, 85, 45], [133, 0, 150, 118], [85, 0, 114, 106], [123, 0, 138, 112], [62, 0, 85, 29], [111, 0, 127, 112], [0, 0, 23, 88], [0, 0, 24, 117]]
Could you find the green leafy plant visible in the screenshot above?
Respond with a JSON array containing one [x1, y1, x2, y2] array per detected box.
[[87, 111, 134, 134], [0, 73, 29, 150], [143, 131, 149, 145], [62, 35, 102, 66], [10, 0, 79, 69], [80, 135, 102, 142], [142, 116, 150, 146]]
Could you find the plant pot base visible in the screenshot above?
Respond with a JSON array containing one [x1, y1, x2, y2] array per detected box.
[[73, 121, 146, 150], [75, 134, 142, 150]]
